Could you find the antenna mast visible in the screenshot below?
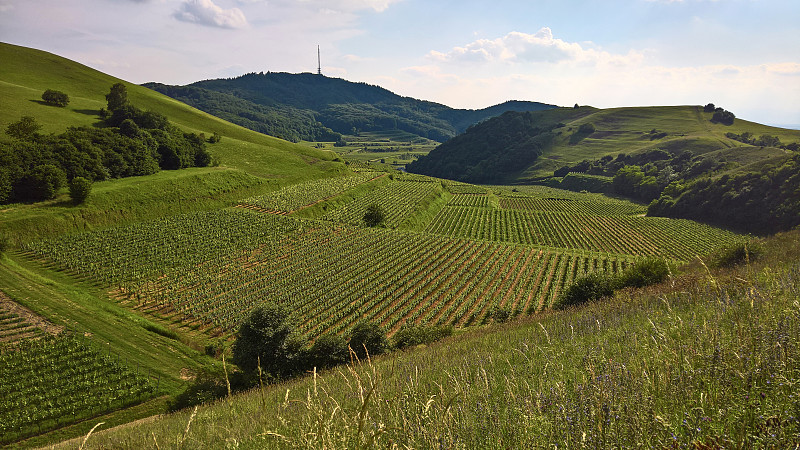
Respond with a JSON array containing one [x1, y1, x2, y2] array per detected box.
[[317, 45, 322, 75]]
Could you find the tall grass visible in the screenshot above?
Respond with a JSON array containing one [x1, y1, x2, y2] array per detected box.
[[70, 232, 800, 449]]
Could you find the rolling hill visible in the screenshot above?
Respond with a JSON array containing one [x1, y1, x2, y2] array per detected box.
[[144, 73, 557, 143], [407, 105, 800, 234], [0, 42, 348, 243], [408, 105, 800, 183], [2, 42, 797, 449]]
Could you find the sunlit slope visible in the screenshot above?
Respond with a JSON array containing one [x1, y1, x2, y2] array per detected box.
[[531, 105, 799, 177], [0, 42, 345, 180]]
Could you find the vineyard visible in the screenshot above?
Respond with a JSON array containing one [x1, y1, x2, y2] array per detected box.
[[24, 209, 636, 338], [425, 206, 740, 260], [238, 171, 383, 213], [0, 334, 157, 443], [321, 179, 443, 228], [21, 172, 745, 344]]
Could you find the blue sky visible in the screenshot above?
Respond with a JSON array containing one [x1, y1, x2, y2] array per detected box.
[[1, 0, 798, 126]]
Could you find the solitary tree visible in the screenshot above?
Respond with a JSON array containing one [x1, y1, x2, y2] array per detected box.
[[105, 83, 128, 111], [363, 203, 386, 227], [68, 177, 92, 204], [41, 89, 70, 107]]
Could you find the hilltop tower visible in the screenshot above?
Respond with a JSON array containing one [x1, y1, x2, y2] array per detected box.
[[317, 45, 322, 76]]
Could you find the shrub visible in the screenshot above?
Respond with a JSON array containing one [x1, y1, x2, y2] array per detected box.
[[348, 322, 387, 359], [232, 303, 307, 378], [555, 272, 617, 309], [708, 241, 763, 268], [392, 324, 453, 350], [577, 122, 596, 134], [41, 89, 70, 107], [68, 177, 92, 204], [308, 333, 349, 369], [490, 306, 512, 323], [363, 204, 386, 227], [618, 258, 670, 288]]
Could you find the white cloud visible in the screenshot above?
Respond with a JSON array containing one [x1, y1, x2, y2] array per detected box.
[[289, 0, 402, 12], [428, 28, 643, 68], [174, 0, 247, 29], [0, 1, 14, 12]]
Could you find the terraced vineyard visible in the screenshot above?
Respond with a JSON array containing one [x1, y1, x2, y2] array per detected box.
[[24, 209, 634, 338], [22, 174, 742, 342], [0, 334, 157, 443]]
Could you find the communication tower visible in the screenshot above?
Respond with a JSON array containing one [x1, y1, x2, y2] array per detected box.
[[317, 45, 322, 75]]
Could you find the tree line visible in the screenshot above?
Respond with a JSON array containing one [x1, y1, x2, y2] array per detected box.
[[0, 83, 213, 204]]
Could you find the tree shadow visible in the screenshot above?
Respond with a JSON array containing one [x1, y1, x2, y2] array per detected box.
[[73, 109, 102, 117]]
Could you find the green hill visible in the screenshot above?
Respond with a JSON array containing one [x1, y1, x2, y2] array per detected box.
[[0, 42, 348, 243], [0, 42, 344, 180], [407, 105, 800, 234], [144, 73, 557, 143], [409, 105, 800, 182]]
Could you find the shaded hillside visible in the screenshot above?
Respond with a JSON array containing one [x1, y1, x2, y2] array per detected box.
[[145, 73, 556, 142], [406, 107, 593, 183]]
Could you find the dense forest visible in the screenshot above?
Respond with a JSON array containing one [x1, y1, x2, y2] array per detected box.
[[143, 83, 340, 143], [145, 73, 556, 142], [647, 154, 800, 235], [0, 83, 211, 203]]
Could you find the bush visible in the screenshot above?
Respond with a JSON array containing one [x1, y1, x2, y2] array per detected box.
[[618, 258, 670, 288], [41, 89, 69, 107], [490, 306, 512, 323], [231, 303, 307, 378], [392, 324, 453, 350], [708, 241, 763, 268], [68, 177, 91, 204], [348, 322, 387, 359], [363, 203, 386, 227], [577, 122, 596, 134], [308, 333, 349, 369], [555, 272, 617, 309]]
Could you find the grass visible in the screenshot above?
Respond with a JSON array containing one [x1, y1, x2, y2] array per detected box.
[[65, 230, 800, 449], [0, 42, 347, 181], [0, 167, 272, 246], [523, 105, 800, 178]]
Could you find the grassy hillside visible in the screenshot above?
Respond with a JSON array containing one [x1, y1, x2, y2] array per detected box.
[[0, 42, 350, 244], [533, 105, 800, 177], [0, 42, 345, 181], [408, 105, 800, 182], [58, 229, 800, 449]]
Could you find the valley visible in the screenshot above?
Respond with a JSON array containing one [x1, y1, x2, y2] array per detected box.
[[0, 41, 798, 448]]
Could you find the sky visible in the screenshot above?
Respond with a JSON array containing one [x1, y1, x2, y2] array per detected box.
[[1, 0, 798, 127]]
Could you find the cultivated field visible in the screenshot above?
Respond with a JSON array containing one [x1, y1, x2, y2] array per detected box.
[[23, 174, 742, 342]]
